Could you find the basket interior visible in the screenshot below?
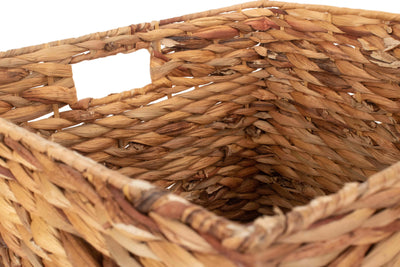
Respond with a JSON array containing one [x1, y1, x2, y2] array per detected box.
[[3, 4, 400, 223]]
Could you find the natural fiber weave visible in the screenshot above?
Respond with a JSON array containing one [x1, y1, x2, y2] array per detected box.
[[1, 1, 400, 266]]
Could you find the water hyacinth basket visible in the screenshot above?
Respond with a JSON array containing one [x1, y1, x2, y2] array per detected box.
[[2, 1, 400, 266]]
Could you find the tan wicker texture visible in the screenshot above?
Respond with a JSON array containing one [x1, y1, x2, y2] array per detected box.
[[1, 1, 400, 266]]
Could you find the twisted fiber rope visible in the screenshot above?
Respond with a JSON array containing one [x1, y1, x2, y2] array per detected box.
[[1, 1, 400, 61], [1, 0, 400, 266]]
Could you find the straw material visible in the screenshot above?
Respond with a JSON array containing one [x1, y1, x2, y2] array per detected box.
[[1, 0, 400, 266]]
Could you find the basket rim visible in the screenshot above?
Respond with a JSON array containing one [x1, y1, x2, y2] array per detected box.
[[159, 0, 400, 25], [2, 0, 400, 57]]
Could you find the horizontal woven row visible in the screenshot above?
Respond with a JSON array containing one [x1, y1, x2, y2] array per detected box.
[[1, 1, 400, 266]]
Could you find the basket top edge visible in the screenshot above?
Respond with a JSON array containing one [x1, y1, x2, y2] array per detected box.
[[159, 0, 400, 25], [2, 0, 400, 56]]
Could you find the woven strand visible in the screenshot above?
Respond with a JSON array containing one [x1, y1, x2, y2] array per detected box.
[[1, 1, 400, 266]]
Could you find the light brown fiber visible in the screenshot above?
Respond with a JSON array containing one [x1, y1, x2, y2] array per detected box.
[[1, 1, 400, 266]]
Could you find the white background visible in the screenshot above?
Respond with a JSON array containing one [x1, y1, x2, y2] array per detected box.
[[1, 0, 400, 100]]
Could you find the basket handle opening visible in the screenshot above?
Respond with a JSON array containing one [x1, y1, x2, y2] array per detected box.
[[71, 49, 151, 101]]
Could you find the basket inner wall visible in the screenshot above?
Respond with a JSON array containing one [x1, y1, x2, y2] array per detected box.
[[4, 6, 400, 223]]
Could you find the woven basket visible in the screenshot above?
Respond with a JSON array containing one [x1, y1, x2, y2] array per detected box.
[[1, 1, 400, 266]]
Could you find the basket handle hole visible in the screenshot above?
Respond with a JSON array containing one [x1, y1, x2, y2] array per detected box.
[[71, 49, 151, 100]]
